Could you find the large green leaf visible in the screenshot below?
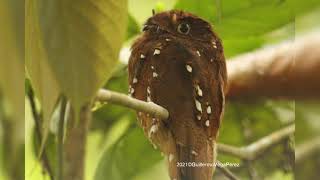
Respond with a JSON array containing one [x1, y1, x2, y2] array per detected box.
[[0, 1, 25, 178], [94, 127, 163, 180], [175, 0, 319, 37], [26, 0, 61, 148], [26, 0, 128, 112], [175, 0, 320, 57], [0, 0, 24, 122]]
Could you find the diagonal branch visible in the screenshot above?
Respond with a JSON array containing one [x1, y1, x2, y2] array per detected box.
[[97, 89, 169, 120], [27, 88, 54, 180], [216, 160, 240, 180], [217, 124, 295, 160]]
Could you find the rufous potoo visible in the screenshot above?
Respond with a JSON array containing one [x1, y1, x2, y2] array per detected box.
[[128, 10, 227, 180]]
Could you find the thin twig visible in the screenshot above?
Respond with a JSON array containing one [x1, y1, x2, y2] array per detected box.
[[57, 96, 67, 180], [97, 89, 169, 120], [218, 124, 295, 160], [245, 160, 259, 180], [216, 161, 240, 180], [27, 89, 54, 180]]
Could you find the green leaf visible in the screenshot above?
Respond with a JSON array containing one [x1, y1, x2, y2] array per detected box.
[[126, 14, 140, 40], [175, 0, 320, 37], [26, 0, 128, 113], [175, 0, 218, 23], [175, 0, 320, 56], [32, 129, 57, 176], [26, 0, 61, 150], [0, 0, 24, 122], [94, 127, 163, 180], [214, 2, 295, 38], [129, 0, 176, 25]]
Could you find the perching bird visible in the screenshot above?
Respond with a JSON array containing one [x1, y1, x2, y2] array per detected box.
[[128, 10, 227, 180]]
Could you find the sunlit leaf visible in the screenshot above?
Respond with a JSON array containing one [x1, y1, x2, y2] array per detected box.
[[0, 0, 24, 122], [26, 0, 128, 113], [0, 1, 25, 178], [175, 0, 319, 38], [175, 0, 320, 56], [26, 0, 61, 149], [126, 14, 140, 40]]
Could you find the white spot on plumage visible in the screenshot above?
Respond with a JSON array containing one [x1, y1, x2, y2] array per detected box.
[[191, 150, 198, 156], [148, 124, 158, 138], [152, 118, 156, 123], [195, 99, 202, 112], [154, 49, 161, 55], [212, 41, 217, 48], [210, 58, 214, 62], [152, 143, 157, 149], [205, 120, 210, 127], [147, 86, 151, 94], [165, 38, 171, 42], [147, 86, 152, 102], [207, 105, 212, 114], [151, 66, 154, 70], [152, 72, 158, 78], [169, 154, 174, 162], [140, 54, 146, 59], [196, 84, 203, 97], [185, 64, 192, 73], [130, 87, 135, 94], [128, 85, 132, 93], [197, 115, 201, 120], [132, 77, 138, 84], [196, 50, 201, 56]]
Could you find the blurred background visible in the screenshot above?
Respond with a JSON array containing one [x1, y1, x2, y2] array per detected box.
[[1, 0, 320, 180], [0, 0, 24, 179]]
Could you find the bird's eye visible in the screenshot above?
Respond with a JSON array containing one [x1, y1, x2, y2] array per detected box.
[[177, 23, 190, 34], [142, 25, 148, 32]]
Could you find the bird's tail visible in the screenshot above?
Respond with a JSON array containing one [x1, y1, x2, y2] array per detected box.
[[168, 140, 217, 180]]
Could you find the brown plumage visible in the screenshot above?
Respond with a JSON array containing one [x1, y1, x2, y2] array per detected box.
[[128, 10, 227, 180]]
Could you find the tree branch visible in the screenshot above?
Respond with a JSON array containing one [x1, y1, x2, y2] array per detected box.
[[97, 89, 169, 120], [63, 103, 91, 180], [217, 124, 295, 160], [27, 88, 54, 180], [216, 160, 240, 180], [227, 33, 320, 100], [57, 96, 67, 180]]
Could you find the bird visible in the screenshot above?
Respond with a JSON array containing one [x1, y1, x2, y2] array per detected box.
[[128, 10, 227, 180]]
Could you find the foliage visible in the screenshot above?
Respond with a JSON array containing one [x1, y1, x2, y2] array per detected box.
[[0, 0, 24, 179], [20, 0, 320, 180], [25, 0, 128, 155], [90, 1, 318, 180]]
